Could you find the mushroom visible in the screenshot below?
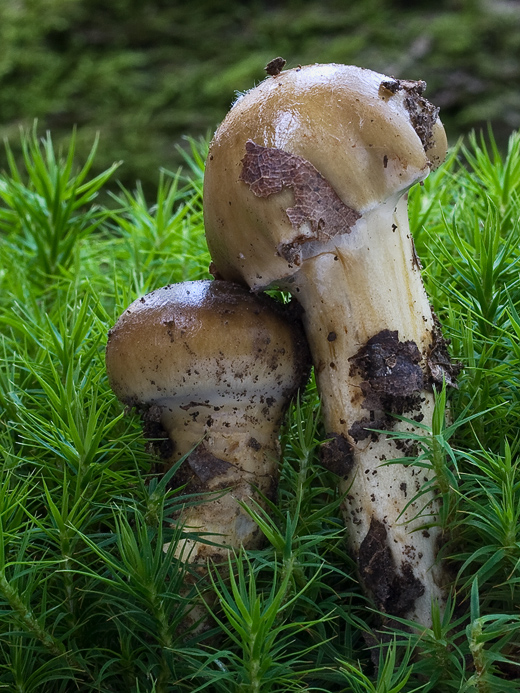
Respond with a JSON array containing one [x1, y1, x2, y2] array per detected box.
[[105, 279, 310, 564], [203, 63, 459, 625]]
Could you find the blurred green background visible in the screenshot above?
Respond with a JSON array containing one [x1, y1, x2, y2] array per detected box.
[[1, 0, 519, 191]]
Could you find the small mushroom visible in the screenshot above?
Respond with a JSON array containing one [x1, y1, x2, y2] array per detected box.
[[106, 280, 310, 563], [203, 63, 458, 625]]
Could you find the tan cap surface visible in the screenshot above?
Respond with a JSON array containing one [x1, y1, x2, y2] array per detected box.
[[204, 63, 447, 289], [106, 280, 309, 415]]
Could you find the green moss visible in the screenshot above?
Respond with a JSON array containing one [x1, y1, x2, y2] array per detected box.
[[0, 0, 519, 191]]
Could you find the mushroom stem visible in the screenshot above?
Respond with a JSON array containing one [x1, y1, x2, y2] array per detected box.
[[284, 195, 443, 625], [288, 196, 435, 423], [158, 404, 288, 561]]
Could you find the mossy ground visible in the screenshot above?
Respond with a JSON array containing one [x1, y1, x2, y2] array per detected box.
[[0, 124, 519, 690]]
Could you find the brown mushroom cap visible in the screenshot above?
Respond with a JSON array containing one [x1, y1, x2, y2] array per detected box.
[[204, 63, 448, 289]]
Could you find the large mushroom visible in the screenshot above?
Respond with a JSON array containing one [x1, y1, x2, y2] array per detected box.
[[106, 280, 310, 563], [203, 63, 459, 626]]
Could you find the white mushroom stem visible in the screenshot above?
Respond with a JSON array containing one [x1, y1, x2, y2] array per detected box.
[[288, 196, 436, 426], [283, 195, 443, 625], [156, 402, 288, 561]]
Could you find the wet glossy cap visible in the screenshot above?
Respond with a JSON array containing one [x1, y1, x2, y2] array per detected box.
[[204, 63, 447, 289], [106, 280, 310, 421]]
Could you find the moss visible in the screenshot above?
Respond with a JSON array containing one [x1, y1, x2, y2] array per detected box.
[[0, 0, 518, 191]]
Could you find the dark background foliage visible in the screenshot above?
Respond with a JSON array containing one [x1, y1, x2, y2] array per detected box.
[[1, 0, 519, 190]]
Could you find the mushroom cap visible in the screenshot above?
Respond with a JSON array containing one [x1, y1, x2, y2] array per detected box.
[[106, 280, 309, 419], [204, 63, 447, 289]]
